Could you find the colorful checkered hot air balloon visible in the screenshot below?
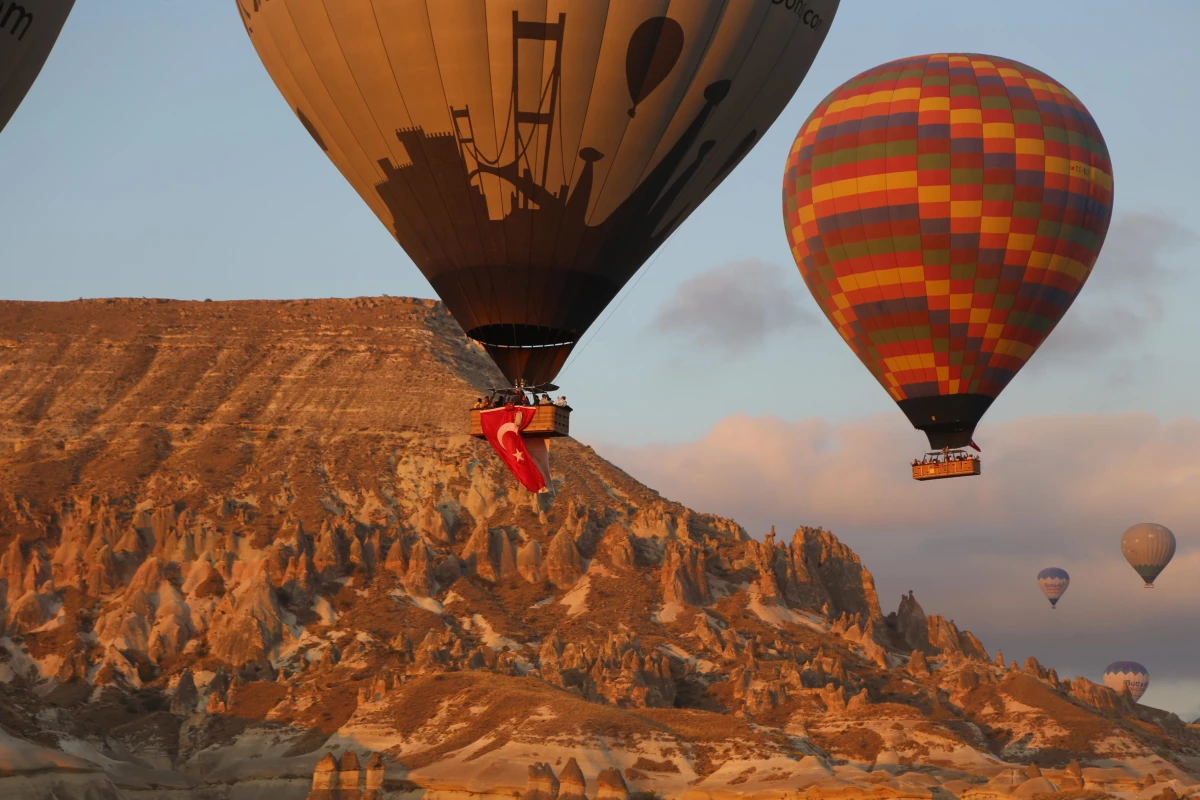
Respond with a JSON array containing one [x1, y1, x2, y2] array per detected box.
[[783, 54, 1114, 472], [1036, 567, 1070, 609]]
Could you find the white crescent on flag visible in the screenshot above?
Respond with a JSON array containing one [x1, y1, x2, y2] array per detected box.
[[496, 420, 524, 461]]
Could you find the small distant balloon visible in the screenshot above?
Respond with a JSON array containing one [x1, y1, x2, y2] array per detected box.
[[1120, 523, 1176, 588], [1103, 661, 1149, 702], [1037, 567, 1070, 609]]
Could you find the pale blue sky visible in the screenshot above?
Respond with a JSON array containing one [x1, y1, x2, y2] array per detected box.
[[2, 2, 1199, 715]]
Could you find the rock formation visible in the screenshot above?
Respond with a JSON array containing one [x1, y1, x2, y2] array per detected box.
[[545, 529, 584, 587], [660, 539, 710, 606], [596, 768, 630, 800], [524, 762, 560, 800], [0, 298, 1193, 800], [306, 751, 385, 800], [557, 757, 588, 800]]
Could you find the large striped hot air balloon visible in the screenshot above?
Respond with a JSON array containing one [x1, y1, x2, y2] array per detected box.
[[1037, 567, 1069, 609], [238, 0, 839, 388], [0, 0, 74, 135], [1121, 523, 1176, 588], [783, 54, 1113, 470], [1104, 661, 1149, 703]]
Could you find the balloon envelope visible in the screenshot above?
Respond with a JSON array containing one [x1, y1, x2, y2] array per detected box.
[[0, 0, 74, 135], [239, 0, 839, 385], [1103, 661, 1149, 702], [1036, 566, 1069, 608], [783, 54, 1114, 448], [1121, 523, 1175, 587]]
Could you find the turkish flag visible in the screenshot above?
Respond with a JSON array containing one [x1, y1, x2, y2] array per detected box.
[[479, 405, 549, 493]]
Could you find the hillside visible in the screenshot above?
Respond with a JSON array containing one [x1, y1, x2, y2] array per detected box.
[[0, 297, 1196, 800]]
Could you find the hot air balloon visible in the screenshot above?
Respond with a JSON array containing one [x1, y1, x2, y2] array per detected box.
[[239, 1, 838, 392], [1037, 567, 1069, 609], [1121, 523, 1175, 588], [0, 0, 74, 136], [783, 54, 1113, 479], [1103, 661, 1149, 703]]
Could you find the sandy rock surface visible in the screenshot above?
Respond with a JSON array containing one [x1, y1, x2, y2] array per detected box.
[[0, 298, 1196, 800]]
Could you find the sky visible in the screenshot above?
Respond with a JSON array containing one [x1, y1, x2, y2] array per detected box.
[[1, 2, 1198, 717]]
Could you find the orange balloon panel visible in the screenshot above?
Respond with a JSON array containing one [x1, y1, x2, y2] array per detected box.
[[783, 54, 1113, 448]]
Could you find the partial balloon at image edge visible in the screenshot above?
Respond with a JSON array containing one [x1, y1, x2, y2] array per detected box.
[[0, 1, 77, 137]]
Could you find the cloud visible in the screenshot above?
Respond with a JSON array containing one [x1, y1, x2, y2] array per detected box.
[[650, 259, 814, 354], [1088, 211, 1195, 292], [594, 411, 1200, 713], [1037, 304, 1160, 360], [1035, 212, 1194, 364], [600, 411, 1200, 539]]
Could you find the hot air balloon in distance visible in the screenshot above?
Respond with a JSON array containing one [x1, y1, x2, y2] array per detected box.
[[783, 54, 1114, 480], [1121, 523, 1176, 588], [239, 0, 840, 489], [0, 0, 75, 136], [1037, 566, 1069, 609], [1104, 661, 1149, 703]]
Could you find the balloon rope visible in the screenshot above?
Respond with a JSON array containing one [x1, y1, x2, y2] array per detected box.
[[558, 228, 680, 379]]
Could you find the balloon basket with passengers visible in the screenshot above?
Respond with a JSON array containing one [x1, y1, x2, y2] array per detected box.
[[911, 447, 981, 481], [782, 54, 1114, 483], [469, 384, 571, 440], [466, 383, 572, 494]]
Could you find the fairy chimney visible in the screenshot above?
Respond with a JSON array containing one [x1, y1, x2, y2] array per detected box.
[[311, 752, 339, 792], [338, 751, 361, 793]]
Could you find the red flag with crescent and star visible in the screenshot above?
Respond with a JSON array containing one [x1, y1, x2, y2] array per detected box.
[[479, 405, 549, 493]]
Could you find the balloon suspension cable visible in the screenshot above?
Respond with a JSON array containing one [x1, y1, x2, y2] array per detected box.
[[557, 227, 681, 380]]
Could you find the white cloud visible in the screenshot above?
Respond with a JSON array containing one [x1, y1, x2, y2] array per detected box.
[[1034, 212, 1194, 364], [595, 410, 1200, 716], [599, 410, 1200, 540], [650, 259, 814, 354]]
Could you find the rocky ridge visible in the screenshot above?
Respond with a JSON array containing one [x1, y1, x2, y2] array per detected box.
[[0, 298, 1196, 800]]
